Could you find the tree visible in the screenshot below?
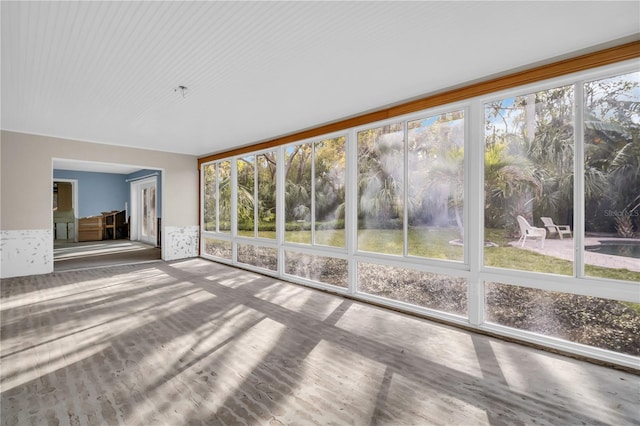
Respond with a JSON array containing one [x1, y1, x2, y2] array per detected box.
[[357, 124, 404, 228], [584, 72, 640, 235]]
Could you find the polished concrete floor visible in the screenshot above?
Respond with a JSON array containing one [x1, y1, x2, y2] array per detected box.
[[1, 258, 638, 425]]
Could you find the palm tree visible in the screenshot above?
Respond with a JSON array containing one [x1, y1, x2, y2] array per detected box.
[[484, 143, 542, 235]]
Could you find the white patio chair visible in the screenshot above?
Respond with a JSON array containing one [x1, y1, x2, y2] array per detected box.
[[516, 215, 546, 248], [540, 217, 572, 240]]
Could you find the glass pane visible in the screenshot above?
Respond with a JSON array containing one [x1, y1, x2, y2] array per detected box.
[[203, 164, 217, 232], [237, 243, 277, 271], [142, 188, 148, 237], [358, 262, 467, 316], [257, 152, 277, 239], [484, 85, 574, 275], [203, 237, 232, 260], [285, 251, 348, 288], [219, 161, 232, 233], [584, 71, 640, 282], [357, 122, 404, 255], [285, 143, 312, 244], [485, 281, 640, 356], [150, 186, 156, 238], [314, 137, 346, 247], [407, 110, 464, 261], [237, 156, 255, 237]]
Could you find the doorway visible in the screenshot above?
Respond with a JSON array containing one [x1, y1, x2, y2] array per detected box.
[[53, 179, 78, 242], [52, 159, 163, 271], [130, 176, 157, 246]]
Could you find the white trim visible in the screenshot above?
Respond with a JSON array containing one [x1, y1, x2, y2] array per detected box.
[[130, 176, 157, 246]]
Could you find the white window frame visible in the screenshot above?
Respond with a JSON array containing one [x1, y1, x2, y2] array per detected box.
[[199, 59, 640, 369]]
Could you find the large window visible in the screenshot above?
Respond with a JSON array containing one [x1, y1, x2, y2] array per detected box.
[[485, 281, 639, 356], [219, 160, 231, 233], [237, 151, 277, 239], [285, 137, 346, 247], [484, 85, 574, 274], [257, 153, 277, 238], [202, 160, 232, 233], [358, 122, 405, 255], [201, 60, 640, 368], [357, 111, 466, 261], [407, 111, 465, 261], [583, 72, 640, 279]]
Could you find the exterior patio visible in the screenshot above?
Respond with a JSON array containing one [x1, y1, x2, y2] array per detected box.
[[511, 237, 640, 273]]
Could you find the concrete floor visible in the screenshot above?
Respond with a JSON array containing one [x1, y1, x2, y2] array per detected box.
[[54, 240, 161, 272], [1, 259, 638, 425]]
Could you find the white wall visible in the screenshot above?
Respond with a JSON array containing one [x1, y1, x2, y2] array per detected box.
[[0, 131, 199, 278]]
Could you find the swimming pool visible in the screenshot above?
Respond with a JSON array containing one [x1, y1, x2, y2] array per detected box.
[[585, 240, 640, 259]]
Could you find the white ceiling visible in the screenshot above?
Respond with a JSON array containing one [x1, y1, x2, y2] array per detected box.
[[2, 1, 639, 157]]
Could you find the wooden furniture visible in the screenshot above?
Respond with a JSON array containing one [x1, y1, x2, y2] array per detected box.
[[78, 216, 103, 242], [102, 210, 128, 240], [102, 211, 117, 240]]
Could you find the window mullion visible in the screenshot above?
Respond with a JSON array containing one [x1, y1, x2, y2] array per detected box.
[[347, 129, 358, 295], [403, 122, 408, 258], [574, 81, 585, 278], [231, 159, 238, 263], [311, 143, 316, 245], [215, 163, 220, 233], [276, 146, 285, 275], [254, 155, 258, 238], [468, 101, 484, 326]]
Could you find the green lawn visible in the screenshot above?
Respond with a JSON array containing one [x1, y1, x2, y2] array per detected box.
[[236, 226, 639, 282]]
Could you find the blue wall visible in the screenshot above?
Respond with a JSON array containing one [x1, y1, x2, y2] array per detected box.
[[54, 170, 129, 217], [53, 169, 162, 218]]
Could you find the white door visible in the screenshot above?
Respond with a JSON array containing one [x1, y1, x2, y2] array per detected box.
[[131, 178, 157, 245]]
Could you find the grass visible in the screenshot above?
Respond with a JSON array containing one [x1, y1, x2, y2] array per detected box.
[[236, 225, 639, 282]]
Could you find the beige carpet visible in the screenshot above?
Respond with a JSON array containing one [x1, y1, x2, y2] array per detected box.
[[54, 240, 161, 271], [1, 258, 638, 425]]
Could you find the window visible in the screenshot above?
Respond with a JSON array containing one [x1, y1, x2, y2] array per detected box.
[[357, 122, 404, 255], [202, 164, 216, 232], [285, 137, 346, 247], [219, 160, 232, 233], [484, 85, 574, 275], [200, 57, 640, 368], [237, 151, 277, 239], [285, 251, 348, 288], [237, 156, 255, 236], [238, 243, 277, 271], [314, 137, 346, 247], [583, 72, 640, 280], [485, 281, 639, 356], [285, 143, 313, 244], [359, 262, 467, 316], [257, 152, 277, 239], [407, 110, 465, 261]]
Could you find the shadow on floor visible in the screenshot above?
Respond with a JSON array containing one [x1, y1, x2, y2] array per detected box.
[[54, 240, 161, 271]]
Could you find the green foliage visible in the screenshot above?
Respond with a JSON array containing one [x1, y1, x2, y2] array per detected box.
[[484, 73, 640, 236]]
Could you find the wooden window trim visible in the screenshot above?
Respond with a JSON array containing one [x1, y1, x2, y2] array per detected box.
[[198, 40, 640, 168]]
